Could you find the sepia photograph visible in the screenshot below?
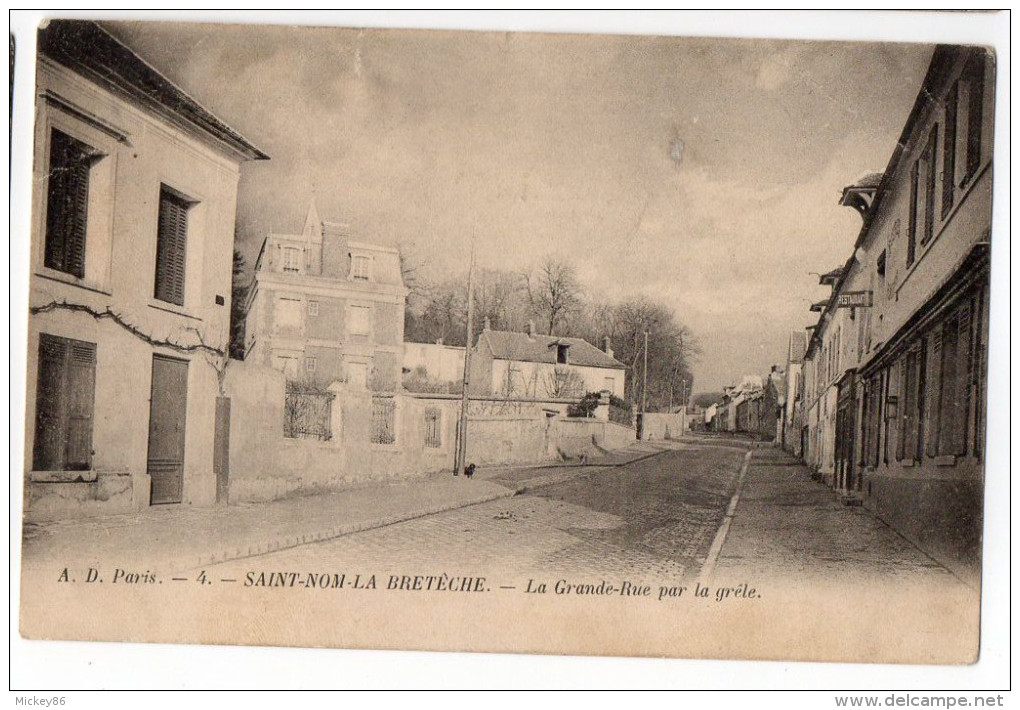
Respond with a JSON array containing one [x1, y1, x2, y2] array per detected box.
[[9, 9, 1009, 692]]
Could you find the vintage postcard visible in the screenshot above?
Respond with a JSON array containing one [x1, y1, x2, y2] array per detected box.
[[12, 11, 1005, 677]]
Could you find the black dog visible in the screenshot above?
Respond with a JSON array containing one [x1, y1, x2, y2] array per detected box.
[[463, 463, 476, 479]]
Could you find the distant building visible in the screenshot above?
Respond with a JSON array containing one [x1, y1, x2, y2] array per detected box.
[[25, 21, 267, 518], [782, 330, 808, 456], [469, 321, 626, 400], [243, 203, 407, 392], [402, 340, 465, 393]]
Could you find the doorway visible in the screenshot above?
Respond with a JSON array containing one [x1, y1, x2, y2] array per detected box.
[[147, 355, 189, 505]]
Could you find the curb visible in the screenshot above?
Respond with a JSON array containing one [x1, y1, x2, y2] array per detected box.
[[173, 486, 517, 574]]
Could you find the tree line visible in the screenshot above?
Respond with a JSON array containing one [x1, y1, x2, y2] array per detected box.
[[404, 256, 700, 412]]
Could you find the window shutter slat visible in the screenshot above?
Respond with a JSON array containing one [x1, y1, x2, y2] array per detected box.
[[65, 349, 97, 470], [155, 189, 189, 306]]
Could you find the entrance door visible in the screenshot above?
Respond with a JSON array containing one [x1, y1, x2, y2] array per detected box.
[[147, 355, 189, 505]]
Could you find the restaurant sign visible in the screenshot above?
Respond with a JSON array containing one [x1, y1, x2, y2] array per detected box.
[[836, 290, 873, 308]]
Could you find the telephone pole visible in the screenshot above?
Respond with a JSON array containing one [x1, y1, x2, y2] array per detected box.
[[641, 330, 649, 415], [454, 242, 475, 476]]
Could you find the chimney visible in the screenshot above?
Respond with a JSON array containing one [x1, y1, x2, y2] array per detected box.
[[436, 338, 444, 346], [483, 317, 491, 331], [527, 320, 536, 339], [603, 336, 613, 358]]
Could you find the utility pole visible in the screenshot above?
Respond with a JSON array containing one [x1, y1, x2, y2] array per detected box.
[[454, 242, 475, 476], [641, 330, 649, 415]]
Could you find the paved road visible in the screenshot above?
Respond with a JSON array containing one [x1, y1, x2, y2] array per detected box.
[[199, 439, 749, 583]]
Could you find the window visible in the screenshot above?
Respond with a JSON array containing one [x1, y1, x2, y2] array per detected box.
[[603, 377, 615, 393], [348, 305, 371, 337], [424, 406, 442, 448], [272, 354, 299, 378], [907, 127, 938, 264], [351, 255, 371, 281], [154, 186, 191, 305], [897, 342, 925, 462], [282, 246, 301, 273], [307, 300, 319, 316], [275, 297, 303, 331], [371, 397, 396, 445], [305, 357, 317, 373], [941, 82, 958, 218], [876, 250, 887, 278], [45, 129, 99, 278], [33, 334, 96, 471], [937, 302, 974, 457], [960, 52, 986, 184], [556, 343, 569, 364]]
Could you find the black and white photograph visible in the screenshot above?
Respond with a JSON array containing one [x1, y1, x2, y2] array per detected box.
[[9, 9, 1009, 693]]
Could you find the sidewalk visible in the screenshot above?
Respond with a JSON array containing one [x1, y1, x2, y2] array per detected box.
[[20, 438, 673, 577], [709, 445, 976, 591]]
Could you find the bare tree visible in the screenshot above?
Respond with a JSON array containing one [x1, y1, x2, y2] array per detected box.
[[543, 366, 586, 399], [525, 258, 581, 335]]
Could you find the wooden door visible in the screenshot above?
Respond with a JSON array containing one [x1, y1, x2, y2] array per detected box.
[[147, 355, 188, 505]]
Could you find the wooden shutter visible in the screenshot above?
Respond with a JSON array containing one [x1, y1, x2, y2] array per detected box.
[[926, 328, 943, 457], [972, 286, 986, 458], [952, 302, 973, 455], [155, 188, 189, 305], [33, 335, 69, 470], [44, 129, 91, 278], [65, 340, 97, 469], [942, 83, 958, 218], [922, 127, 938, 245], [965, 53, 985, 181], [32, 334, 96, 471], [907, 163, 918, 266]]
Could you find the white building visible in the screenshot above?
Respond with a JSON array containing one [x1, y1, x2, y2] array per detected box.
[[25, 21, 267, 519], [469, 322, 626, 400]]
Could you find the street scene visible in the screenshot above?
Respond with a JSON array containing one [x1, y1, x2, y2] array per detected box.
[[16, 17, 994, 667]]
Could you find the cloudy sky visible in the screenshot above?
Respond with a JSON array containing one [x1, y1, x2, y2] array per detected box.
[[104, 18, 933, 393]]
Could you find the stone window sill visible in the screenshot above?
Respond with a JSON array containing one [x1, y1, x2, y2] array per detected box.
[[934, 455, 957, 467]]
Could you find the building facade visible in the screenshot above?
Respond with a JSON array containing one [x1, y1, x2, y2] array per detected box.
[[469, 323, 626, 401], [243, 203, 407, 392], [25, 21, 267, 519], [800, 45, 993, 583]]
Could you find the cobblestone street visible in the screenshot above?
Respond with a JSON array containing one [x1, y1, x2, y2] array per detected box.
[[200, 439, 749, 583]]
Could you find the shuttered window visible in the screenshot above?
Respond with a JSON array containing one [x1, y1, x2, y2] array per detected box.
[[33, 334, 97, 471], [920, 126, 938, 246], [45, 129, 96, 278], [907, 163, 918, 267], [154, 186, 190, 306], [941, 82, 958, 218], [897, 343, 924, 463], [962, 52, 985, 184]]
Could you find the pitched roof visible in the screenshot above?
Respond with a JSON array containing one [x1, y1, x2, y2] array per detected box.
[[39, 20, 268, 161], [478, 330, 626, 370]]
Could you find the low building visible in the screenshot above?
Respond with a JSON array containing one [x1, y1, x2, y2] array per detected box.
[[402, 340, 465, 393], [243, 202, 407, 391], [24, 21, 267, 519], [469, 321, 626, 400]]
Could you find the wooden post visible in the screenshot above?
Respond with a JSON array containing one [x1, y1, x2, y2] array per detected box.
[[455, 244, 475, 475]]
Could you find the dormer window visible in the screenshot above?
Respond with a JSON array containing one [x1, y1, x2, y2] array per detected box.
[[351, 255, 371, 281], [556, 343, 569, 364], [282, 246, 301, 273]]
